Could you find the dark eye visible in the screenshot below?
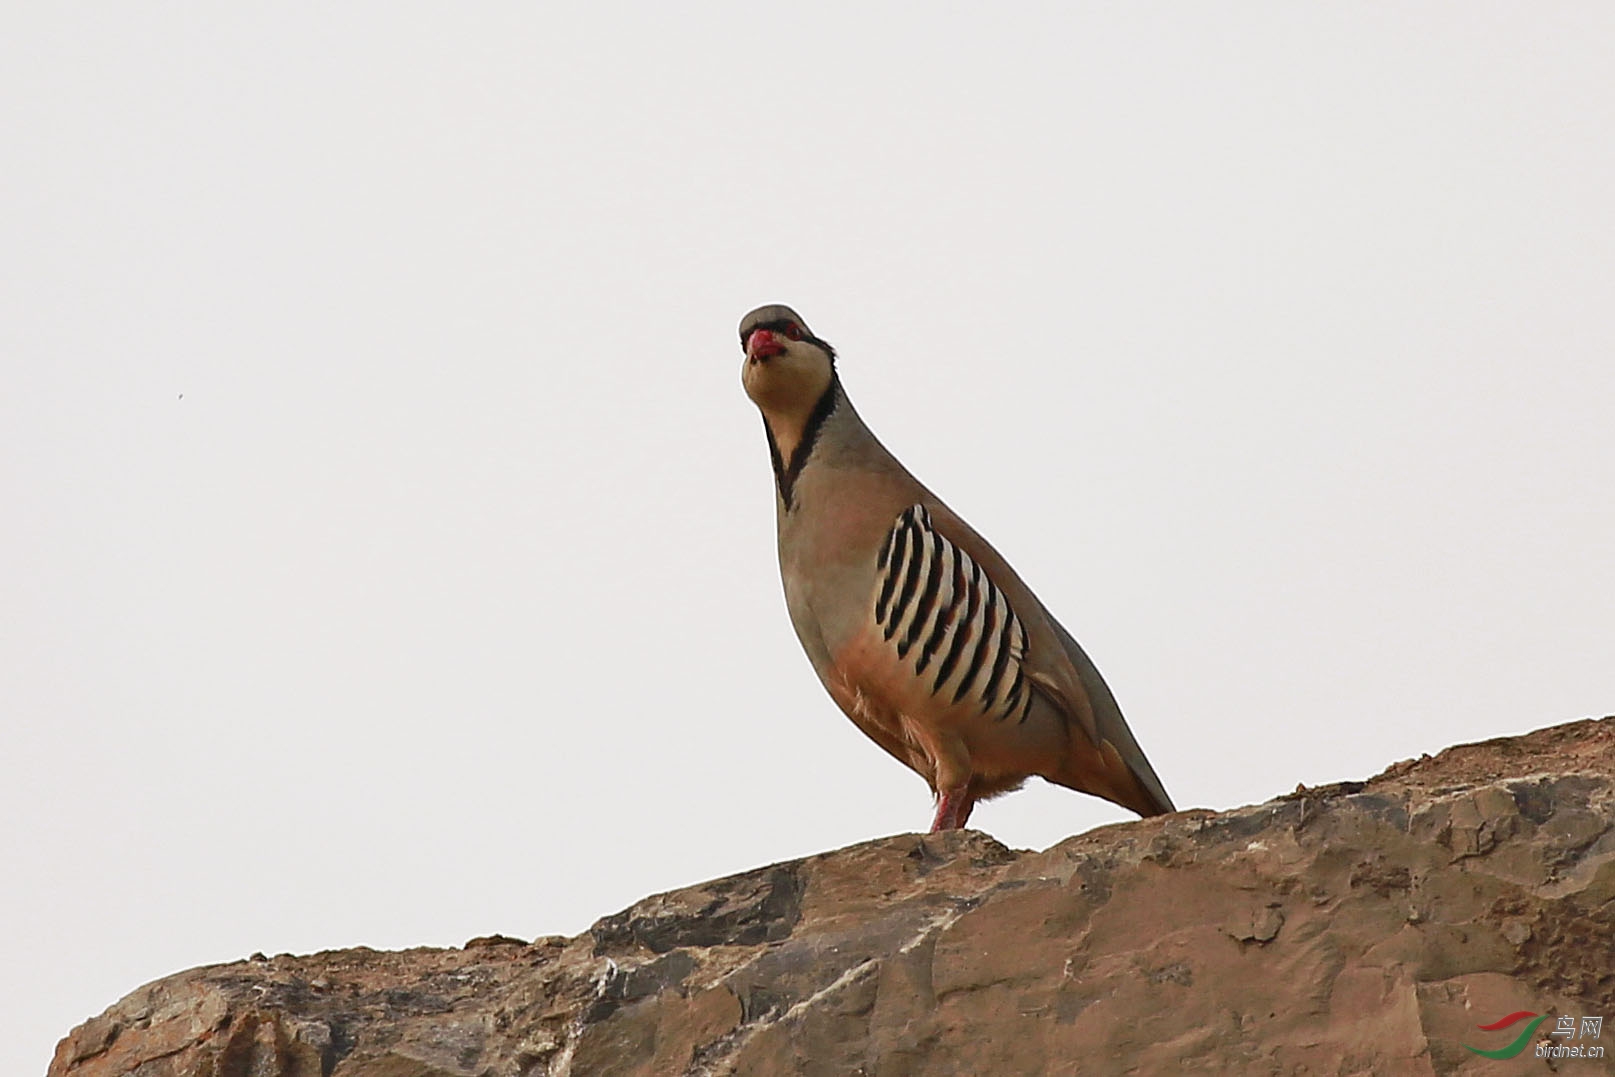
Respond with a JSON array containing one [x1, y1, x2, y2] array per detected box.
[[782, 323, 804, 341]]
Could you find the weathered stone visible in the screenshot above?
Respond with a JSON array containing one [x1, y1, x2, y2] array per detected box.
[[49, 716, 1615, 1076]]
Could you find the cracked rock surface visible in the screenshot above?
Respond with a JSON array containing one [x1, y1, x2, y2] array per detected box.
[[50, 717, 1615, 1076]]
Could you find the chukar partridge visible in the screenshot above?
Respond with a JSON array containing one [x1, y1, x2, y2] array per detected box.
[[739, 304, 1174, 832]]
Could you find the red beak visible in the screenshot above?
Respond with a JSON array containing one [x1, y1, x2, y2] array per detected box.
[[747, 329, 786, 361]]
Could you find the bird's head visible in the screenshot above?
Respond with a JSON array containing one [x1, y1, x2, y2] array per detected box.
[[739, 304, 837, 415]]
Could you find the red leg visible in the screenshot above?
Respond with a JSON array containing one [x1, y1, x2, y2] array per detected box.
[[929, 785, 976, 832]]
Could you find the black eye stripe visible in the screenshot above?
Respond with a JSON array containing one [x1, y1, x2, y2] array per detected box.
[[741, 320, 802, 346], [739, 318, 837, 363]]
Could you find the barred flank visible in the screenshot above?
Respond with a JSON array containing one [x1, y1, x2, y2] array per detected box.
[[872, 505, 1030, 722]]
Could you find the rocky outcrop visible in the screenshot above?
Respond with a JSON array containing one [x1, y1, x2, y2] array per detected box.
[[50, 717, 1615, 1076]]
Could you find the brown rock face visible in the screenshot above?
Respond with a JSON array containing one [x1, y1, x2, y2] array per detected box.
[[50, 718, 1615, 1076]]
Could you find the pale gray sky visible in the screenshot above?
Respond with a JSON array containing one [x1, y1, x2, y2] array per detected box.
[[6, 5, 1614, 1072]]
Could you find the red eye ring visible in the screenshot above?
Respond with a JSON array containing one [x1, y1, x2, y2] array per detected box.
[[782, 323, 804, 341]]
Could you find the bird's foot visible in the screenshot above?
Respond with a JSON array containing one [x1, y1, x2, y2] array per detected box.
[[929, 786, 975, 832]]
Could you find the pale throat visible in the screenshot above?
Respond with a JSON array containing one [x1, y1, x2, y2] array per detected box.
[[760, 403, 815, 468], [750, 359, 835, 472], [747, 353, 839, 511]]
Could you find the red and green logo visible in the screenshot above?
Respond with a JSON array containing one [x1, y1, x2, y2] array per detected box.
[[1464, 1011, 1547, 1059]]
